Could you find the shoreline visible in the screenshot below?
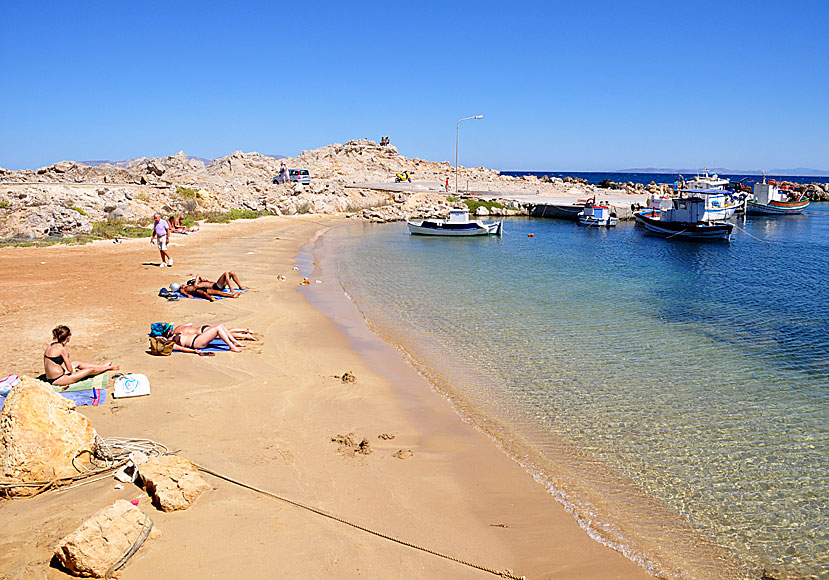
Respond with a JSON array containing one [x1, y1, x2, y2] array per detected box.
[[0, 215, 652, 579]]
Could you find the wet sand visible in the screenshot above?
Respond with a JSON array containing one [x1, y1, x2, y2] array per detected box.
[[0, 215, 652, 579]]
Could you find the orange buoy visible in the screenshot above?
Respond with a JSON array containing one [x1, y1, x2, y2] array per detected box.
[[528, 233, 534, 237]]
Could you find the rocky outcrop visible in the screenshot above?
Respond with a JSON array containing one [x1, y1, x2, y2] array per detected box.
[[55, 499, 161, 578], [0, 376, 97, 497], [138, 455, 211, 512]]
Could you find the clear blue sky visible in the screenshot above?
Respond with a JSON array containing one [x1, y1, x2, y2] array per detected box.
[[2, 0, 827, 171]]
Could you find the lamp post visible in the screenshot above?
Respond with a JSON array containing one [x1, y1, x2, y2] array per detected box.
[[455, 115, 483, 195]]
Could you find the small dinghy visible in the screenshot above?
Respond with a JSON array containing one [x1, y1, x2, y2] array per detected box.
[[407, 208, 503, 236]]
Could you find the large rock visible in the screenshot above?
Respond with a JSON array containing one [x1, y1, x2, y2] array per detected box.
[[0, 376, 97, 497], [138, 455, 210, 512], [55, 499, 161, 578]]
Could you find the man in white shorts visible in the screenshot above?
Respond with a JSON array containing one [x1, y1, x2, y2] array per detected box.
[[150, 213, 173, 267]]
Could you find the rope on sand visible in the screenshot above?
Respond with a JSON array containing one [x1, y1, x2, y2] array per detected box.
[[105, 512, 154, 579], [195, 463, 526, 580]]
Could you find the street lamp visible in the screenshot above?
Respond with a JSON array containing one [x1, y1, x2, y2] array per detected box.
[[455, 115, 483, 195]]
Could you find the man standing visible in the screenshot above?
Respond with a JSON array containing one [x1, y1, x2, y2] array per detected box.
[[150, 213, 173, 267]]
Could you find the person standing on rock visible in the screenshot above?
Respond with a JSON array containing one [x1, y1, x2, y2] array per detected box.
[[150, 213, 173, 267]]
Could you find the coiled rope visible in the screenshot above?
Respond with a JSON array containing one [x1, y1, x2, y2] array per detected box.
[[195, 464, 526, 580], [104, 512, 154, 580]]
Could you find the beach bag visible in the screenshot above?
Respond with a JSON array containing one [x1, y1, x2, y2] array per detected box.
[[113, 373, 151, 398], [148, 336, 174, 356]]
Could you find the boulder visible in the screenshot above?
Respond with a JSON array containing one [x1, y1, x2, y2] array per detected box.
[[55, 499, 161, 578], [475, 205, 490, 216], [0, 376, 97, 497], [138, 455, 210, 512]]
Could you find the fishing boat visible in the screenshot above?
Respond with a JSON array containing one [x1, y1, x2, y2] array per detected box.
[[407, 208, 503, 236], [746, 178, 810, 215], [577, 199, 618, 227], [684, 169, 729, 190], [634, 196, 733, 241], [678, 188, 743, 220]]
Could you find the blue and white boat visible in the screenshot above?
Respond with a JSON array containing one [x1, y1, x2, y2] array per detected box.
[[577, 199, 618, 227], [407, 208, 503, 236], [677, 188, 742, 221], [635, 196, 733, 241]]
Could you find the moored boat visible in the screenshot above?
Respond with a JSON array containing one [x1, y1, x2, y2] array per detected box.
[[677, 188, 742, 220], [684, 169, 729, 190], [746, 179, 810, 215], [577, 199, 618, 227], [407, 208, 503, 236], [634, 196, 733, 241]]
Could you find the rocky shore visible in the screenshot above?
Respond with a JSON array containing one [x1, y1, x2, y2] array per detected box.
[[1, 139, 827, 240]]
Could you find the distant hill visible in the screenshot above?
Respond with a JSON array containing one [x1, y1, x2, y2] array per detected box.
[[79, 154, 286, 167], [616, 167, 829, 177]]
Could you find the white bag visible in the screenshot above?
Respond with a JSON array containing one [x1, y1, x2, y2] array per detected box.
[[113, 373, 150, 398]]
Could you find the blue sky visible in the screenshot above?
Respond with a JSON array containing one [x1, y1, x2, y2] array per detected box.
[[2, 0, 827, 171]]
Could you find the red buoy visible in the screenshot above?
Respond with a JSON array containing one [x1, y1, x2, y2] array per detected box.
[[528, 233, 534, 237]]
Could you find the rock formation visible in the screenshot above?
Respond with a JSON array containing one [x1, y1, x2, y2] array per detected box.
[[0, 376, 97, 497], [138, 455, 211, 512], [54, 499, 161, 578]]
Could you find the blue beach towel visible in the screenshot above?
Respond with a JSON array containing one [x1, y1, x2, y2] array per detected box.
[[0, 387, 106, 412], [160, 288, 248, 301], [173, 337, 232, 353]]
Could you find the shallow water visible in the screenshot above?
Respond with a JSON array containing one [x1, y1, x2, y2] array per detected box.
[[328, 206, 829, 580]]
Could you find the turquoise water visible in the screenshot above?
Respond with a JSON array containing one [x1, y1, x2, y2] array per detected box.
[[328, 207, 829, 580]]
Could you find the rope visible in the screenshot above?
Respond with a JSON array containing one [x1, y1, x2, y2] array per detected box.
[[105, 512, 154, 579], [195, 464, 525, 580], [0, 437, 168, 498], [731, 221, 772, 243]]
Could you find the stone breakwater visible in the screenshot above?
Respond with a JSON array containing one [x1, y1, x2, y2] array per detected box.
[[1, 139, 827, 239]]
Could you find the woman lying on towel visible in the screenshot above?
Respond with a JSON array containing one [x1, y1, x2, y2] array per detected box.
[[178, 283, 240, 301], [161, 323, 245, 353], [172, 323, 255, 341], [191, 271, 248, 291], [44, 325, 120, 386]]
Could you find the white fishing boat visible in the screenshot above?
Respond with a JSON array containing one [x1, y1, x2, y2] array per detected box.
[[407, 208, 503, 236], [685, 169, 729, 190], [679, 188, 742, 220], [577, 199, 618, 227], [634, 196, 733, 241], [746, 178, 810, 215]]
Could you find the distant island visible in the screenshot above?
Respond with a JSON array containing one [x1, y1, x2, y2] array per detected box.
[[615, 167, 829, 177]]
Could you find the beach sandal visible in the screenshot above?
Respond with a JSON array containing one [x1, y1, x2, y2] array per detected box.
[[197, 351, 215, 357]]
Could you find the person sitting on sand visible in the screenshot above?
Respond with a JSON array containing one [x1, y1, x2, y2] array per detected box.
[[178, 283, 240, 301], [168, 215, 199, 233], [191, 271, 248, 291], [160, 323, 244, 353], [44, 325, 120, 386]]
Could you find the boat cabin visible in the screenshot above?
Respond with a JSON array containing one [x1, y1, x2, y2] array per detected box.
[[753, 181, 783, 205], [582, 204, 610, 221], [448, 208, 471, 223], [663, 197, 706, 223]]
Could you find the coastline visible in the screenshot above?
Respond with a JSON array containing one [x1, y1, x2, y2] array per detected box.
[[0, 215, 651, 579]]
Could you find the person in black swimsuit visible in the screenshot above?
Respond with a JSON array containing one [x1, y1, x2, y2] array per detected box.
[[44, 325, 120, 387], [192, 271, 248, 292]]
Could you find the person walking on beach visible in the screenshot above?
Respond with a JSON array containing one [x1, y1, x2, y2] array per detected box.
[[150, 213, 173, 267]]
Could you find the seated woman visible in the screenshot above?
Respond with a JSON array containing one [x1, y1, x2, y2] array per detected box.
[[162, 323, 244, 353], [168, 215, 199, 233], [192, 271, 248, 291], [44, 325, 120, 386], [178, 283, 240, 301]]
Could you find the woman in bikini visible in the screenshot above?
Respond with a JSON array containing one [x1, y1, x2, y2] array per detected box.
[[164, 323, 244, 353], [44, 325, 120, 386], [172, 322, 255, 341]]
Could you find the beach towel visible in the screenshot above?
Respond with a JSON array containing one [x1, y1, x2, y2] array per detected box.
[[33, 372, 111, 393], [173, 337, 232, 353], [0, 387, 107, 411], [160, 288, 248, 301]]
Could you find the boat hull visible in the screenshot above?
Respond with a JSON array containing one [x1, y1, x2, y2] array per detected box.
[[407, 220, 502, 236], [578, 215, 618, 227], [634, 212, 733, 240], [746, 199, 809, 215]]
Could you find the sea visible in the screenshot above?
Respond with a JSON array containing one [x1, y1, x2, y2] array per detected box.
[[500, 170, 829, 187], [308, 177, 828, 580]]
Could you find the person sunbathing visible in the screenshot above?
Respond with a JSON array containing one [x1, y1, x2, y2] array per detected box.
[[191, 271, 248, 291], [44, 325, 120, 386], [168, 215, 199, 233], [161, 323, 244, 353], [172, 322, 255, 341], [178, 283, 240, 301]]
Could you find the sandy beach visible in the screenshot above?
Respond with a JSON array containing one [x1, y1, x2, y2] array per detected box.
[[0, 215, 653, 580]]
